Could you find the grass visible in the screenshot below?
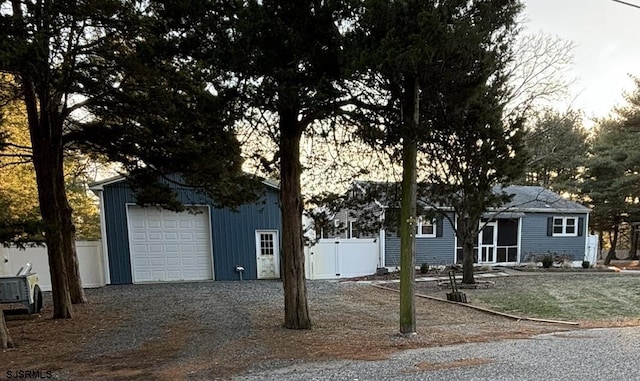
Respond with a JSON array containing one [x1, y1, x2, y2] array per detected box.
[[424, 273, 640, 321]]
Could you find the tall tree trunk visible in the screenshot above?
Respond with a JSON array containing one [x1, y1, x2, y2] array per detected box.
[[460, 219, 476, 284], [62, 219, 86, 304], [399, 77, 419, 335], [399, 138, 417, 335], [279, 109, 311, 330], [22, 81, 73, 318], [0, 311, 13, 349], [462, 235, 476, 284], [12, 0, 85, 307], [629, 224, 638, 260], [604, 223, 619, 266]]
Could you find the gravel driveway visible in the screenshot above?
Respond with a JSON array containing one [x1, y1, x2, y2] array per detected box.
[[2, 279, 597, 380], [236, 327, 640, 381], [79, 280, 288, 359]]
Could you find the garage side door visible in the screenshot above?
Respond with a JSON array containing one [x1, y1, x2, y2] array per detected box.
[[127, 205, 213, 283]]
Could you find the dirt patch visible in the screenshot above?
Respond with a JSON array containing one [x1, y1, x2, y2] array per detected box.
[[1, 281, 637, 381]]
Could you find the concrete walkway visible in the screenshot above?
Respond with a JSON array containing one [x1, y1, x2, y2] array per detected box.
[[350, 270, 512, 285]]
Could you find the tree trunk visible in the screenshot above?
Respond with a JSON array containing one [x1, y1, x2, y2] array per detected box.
[[22, 81, 73, 318], [459, 219, 476, 284], [12, 0, 84, 313], [0, 311, 13, 349], [604, 223, 619, 266], [399, 77, 419, 336], [279, 109, 311, 330], [461, 235, 476, 284], [629, 225, 638, 260], [62, 220, 86, 304]]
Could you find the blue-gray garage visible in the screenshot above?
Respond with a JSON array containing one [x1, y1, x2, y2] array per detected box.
[[90, 176, 281, 283]]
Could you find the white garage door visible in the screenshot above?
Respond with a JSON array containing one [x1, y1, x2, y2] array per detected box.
[[127, 205, 213, 283]]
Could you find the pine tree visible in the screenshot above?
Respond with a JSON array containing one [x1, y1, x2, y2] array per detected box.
[[348, 0, 523, 332], [1, 1, 255, 318]]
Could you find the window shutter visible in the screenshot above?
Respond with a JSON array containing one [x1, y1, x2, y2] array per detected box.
[[578, 217, 584, 236], [547, 217, 553, 236], [436, 216, 444, 237]]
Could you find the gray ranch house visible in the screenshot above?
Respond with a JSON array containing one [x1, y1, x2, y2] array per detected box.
[[90, 176, 282, 284], [319, 184, 592, 269]]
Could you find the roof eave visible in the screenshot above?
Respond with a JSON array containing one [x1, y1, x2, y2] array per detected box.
[[88, 175, 126, 191]]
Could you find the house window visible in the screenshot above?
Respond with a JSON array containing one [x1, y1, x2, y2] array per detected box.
[[415, 216, 436, 237], [348, 221, 360, 239], [259, 233, 275, 255], [553, 217, 578, 237], [317, 228, 329, 239]]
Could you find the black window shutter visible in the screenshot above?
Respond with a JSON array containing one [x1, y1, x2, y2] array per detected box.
[[547, 217, 553, 236], [578, 217, 584, 236], [436, 216, 444, 237]]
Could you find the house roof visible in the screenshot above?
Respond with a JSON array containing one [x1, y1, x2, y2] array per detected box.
[[88, 175, 126, 191], [496, 185, 590, 213], [349, 181, 590, 214], [88, 174, 280, 192]]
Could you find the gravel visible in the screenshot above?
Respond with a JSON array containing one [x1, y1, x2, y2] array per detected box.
[[26, 276, 633, 380], [235, 327, 640, 381], [76, 280, 342, 360]]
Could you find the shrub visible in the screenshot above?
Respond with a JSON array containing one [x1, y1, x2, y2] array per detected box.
[[478, 264, 492, 272], [420, 262, 429, 274], [582, 260, 591, 269], [562, 259, 573, 269], [541, 254, 554, 268]]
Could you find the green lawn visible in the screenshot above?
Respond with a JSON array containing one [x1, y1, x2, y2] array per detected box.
[[419, 273, 640, 321]]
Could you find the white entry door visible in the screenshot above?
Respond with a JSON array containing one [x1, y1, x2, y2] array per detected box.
[[479, 222, 497, 264], [256, 230, 280, 279]]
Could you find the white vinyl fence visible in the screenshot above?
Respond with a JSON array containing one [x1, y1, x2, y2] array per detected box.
[[305, 238, 380, 280], [1, 241, 105, 291]]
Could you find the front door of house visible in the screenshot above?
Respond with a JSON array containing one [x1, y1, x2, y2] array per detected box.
[[479, 222, 497, 263], [256, 230, 280, 279]]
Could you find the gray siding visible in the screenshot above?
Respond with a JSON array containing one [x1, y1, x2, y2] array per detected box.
[[385, 214, 456, 267], [103, 181, 281, 283], [520, 212, 587, 262], [384, 212, 588, 266]]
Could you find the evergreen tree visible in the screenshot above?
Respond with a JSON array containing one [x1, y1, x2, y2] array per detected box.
[[582, 118, 640, 265], [349, 0, 523, 332], [521, 109, 587, 190], [1, 0, 255, 318], [0, 81, 100, 240], [209, 0, 350, 329], [421, 80, 527, 284]]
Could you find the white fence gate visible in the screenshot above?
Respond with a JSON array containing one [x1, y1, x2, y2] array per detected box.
[[1, 241, 105, 291], [586, 234, 599, 263], [305, 239, 380, 280]]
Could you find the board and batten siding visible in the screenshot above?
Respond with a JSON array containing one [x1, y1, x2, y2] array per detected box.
[[209, 191, 281, 280], [102, 181, 281, 283], [519, 212, 587, 262], [385, 214, 456, 267]]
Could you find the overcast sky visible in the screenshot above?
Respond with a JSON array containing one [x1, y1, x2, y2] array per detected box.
[[522, 0, 640, 124]]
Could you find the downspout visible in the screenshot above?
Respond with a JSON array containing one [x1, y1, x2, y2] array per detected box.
[[379, 228, 386, 268], [517, 216, 523, 265], [379, 206, 386, 268], [584, 212, 590, 263], [453, 214, 458, 263]]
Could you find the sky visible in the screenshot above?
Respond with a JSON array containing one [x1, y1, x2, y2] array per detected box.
[[522, 0, 640, 125]]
